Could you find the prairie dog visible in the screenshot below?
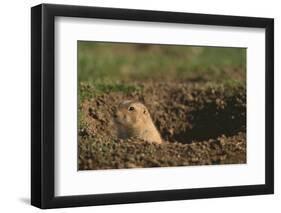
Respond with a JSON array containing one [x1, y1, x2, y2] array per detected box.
[[114, 100, 162, 144]]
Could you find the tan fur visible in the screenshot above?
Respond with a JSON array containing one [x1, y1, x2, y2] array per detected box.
[[113, 100, 162, 144]]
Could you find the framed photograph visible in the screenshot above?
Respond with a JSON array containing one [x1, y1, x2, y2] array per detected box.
[[31, 3, 274, 209]]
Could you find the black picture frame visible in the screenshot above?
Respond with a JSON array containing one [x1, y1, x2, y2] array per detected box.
[[31, 3, 274, 209]]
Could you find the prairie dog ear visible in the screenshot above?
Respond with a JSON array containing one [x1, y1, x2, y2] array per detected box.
[[142, 106, 149, 115]]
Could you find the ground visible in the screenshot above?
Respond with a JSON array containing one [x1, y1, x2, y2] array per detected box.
[[78, 81, 246, 170]]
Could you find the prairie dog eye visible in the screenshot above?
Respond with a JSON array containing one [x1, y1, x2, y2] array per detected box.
[[128, 106, 135, 111]]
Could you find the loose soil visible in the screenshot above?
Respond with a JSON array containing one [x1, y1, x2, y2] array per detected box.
[[78, 82, 246, 170]]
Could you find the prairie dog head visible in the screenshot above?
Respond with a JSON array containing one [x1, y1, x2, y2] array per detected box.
[[113, 100, 162, 144], [114, 100, 151, 129]]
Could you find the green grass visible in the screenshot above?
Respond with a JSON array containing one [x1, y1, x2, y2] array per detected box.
[[79, 82, 143, 102], [78, 41, 246, 84]]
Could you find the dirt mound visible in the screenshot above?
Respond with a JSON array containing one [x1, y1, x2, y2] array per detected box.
[[79, 133, 246, 170], [78, 82, 246, 170]]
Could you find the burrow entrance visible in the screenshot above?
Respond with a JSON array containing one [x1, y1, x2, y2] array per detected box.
[[147, 86, 246, 144]]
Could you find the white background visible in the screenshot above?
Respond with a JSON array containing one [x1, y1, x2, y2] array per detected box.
[[0, 0, 279, 212]]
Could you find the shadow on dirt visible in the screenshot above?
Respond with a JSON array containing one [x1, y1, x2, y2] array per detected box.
[[169, 100, 246, 143]]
